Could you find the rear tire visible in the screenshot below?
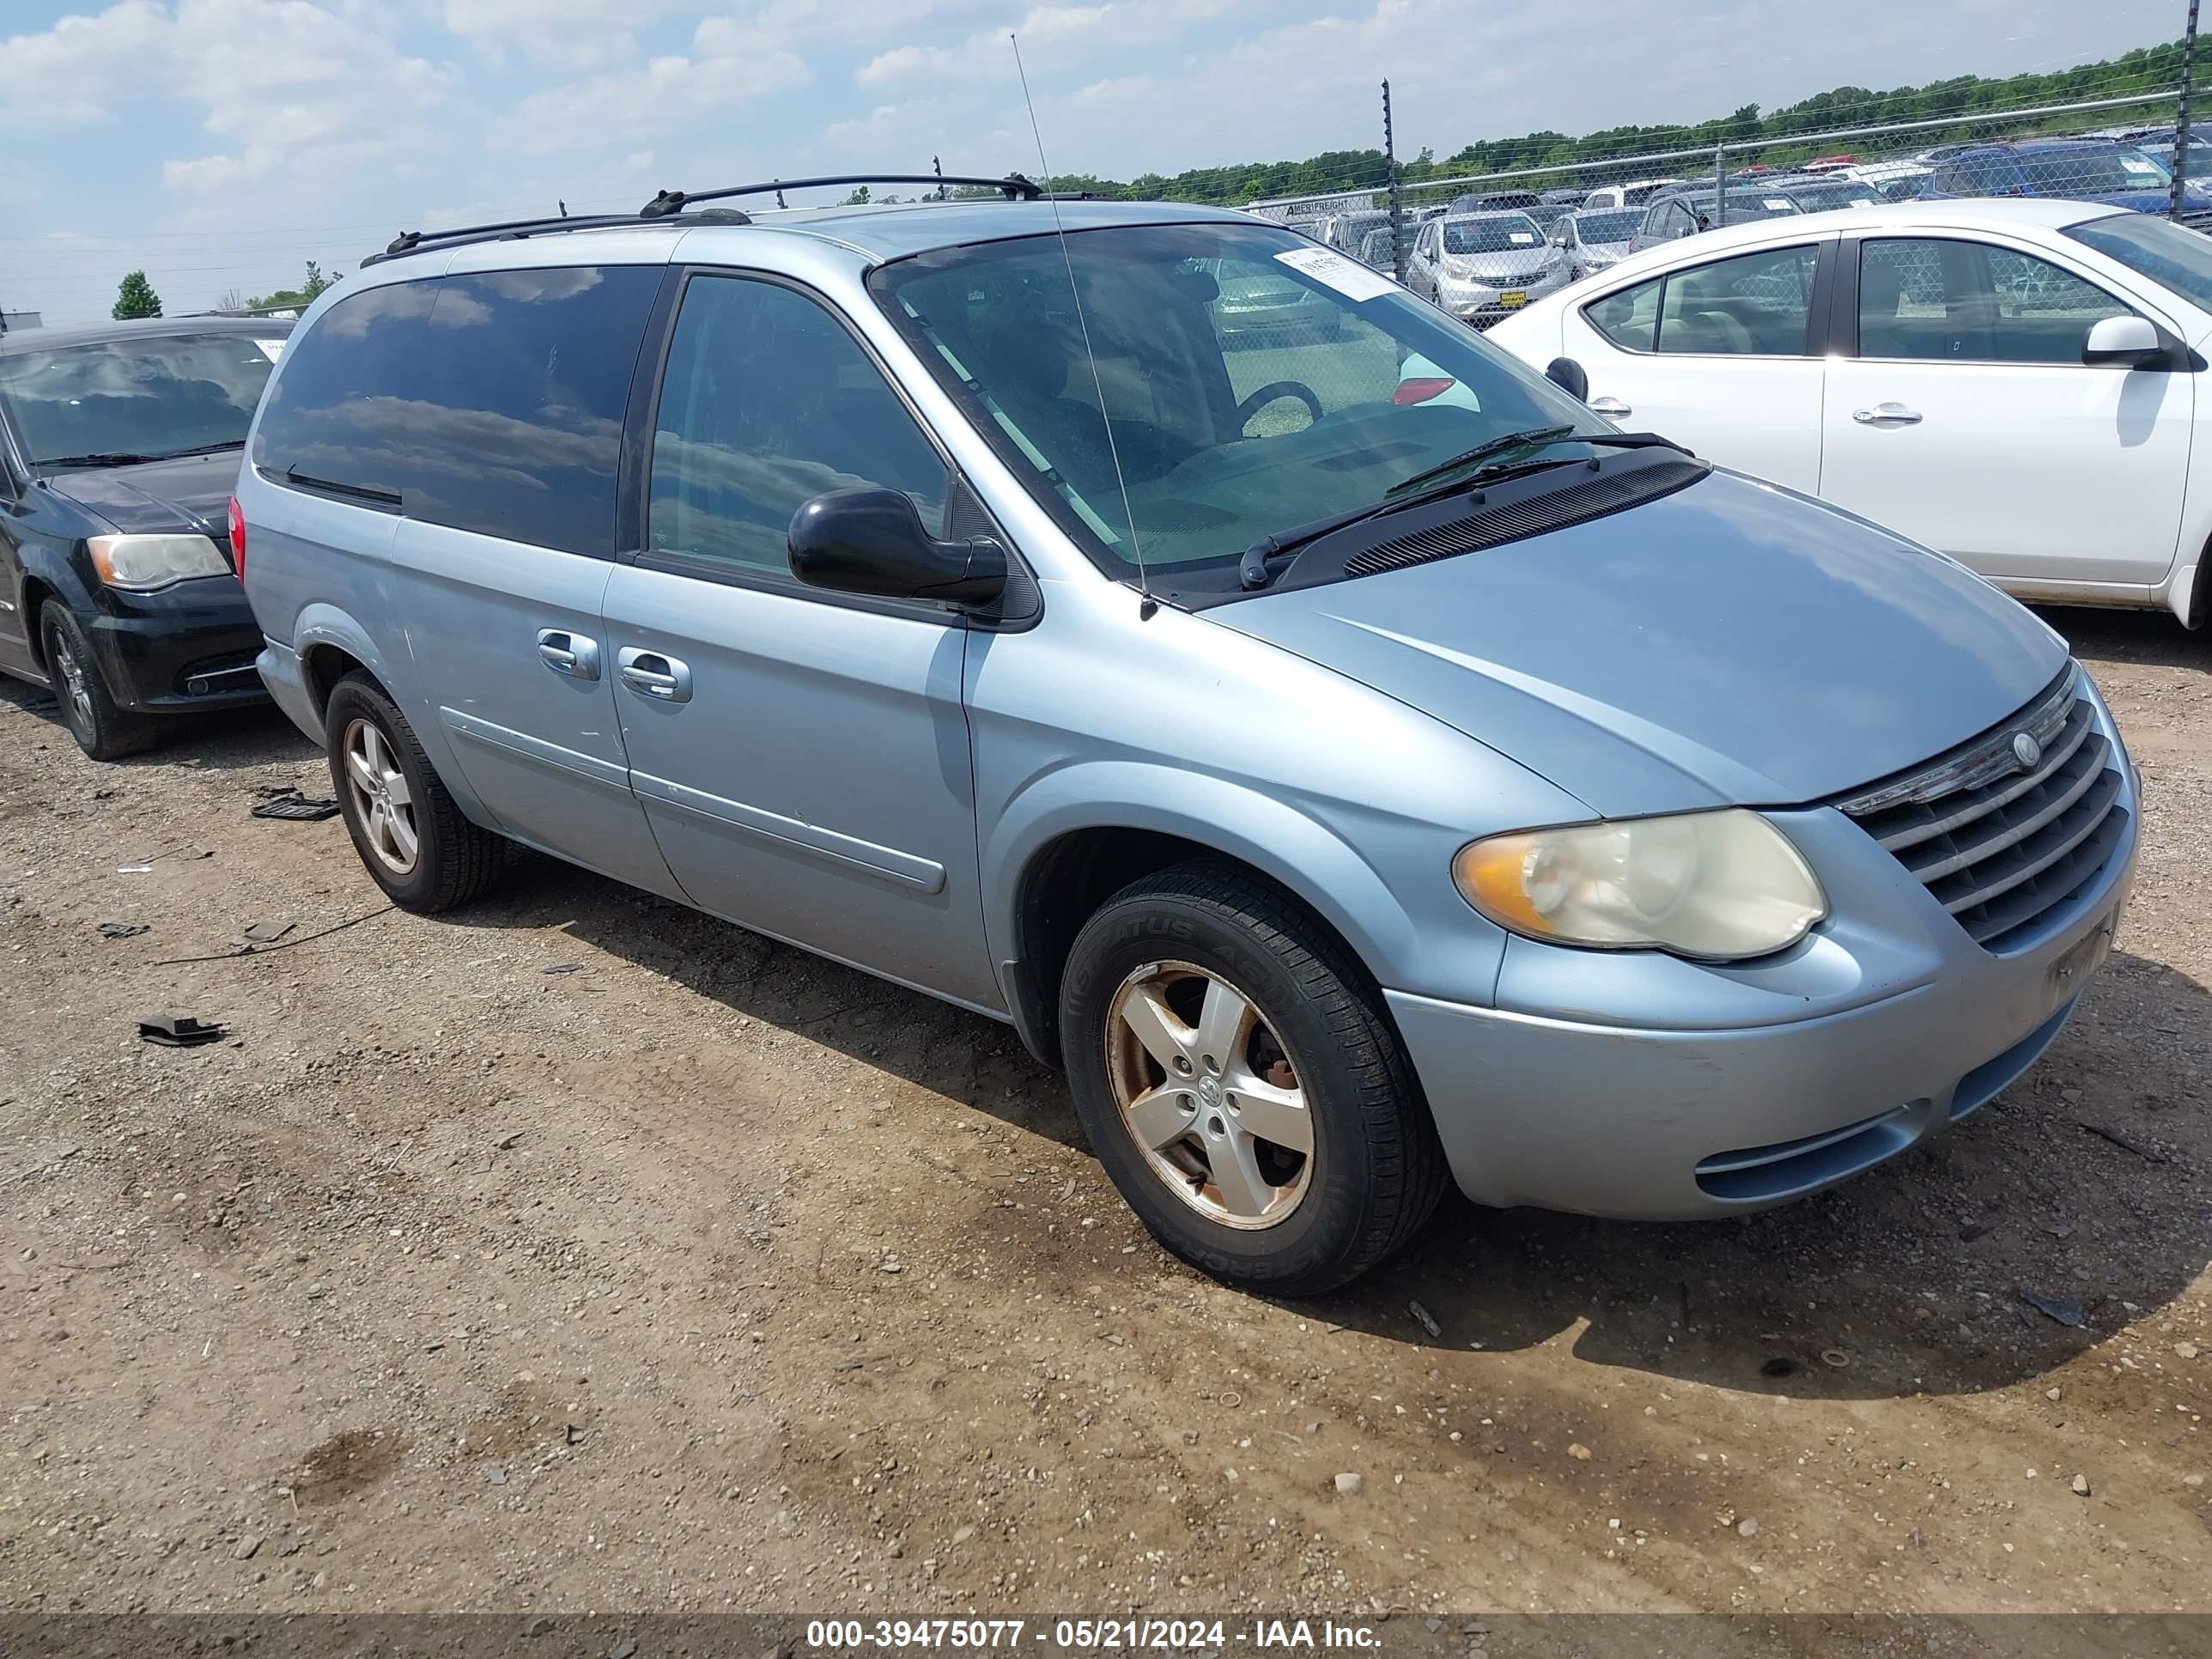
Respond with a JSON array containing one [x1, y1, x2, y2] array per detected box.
[[1058, 859, 1446, 1296], [325, 672, 503, 913], [39, 603, 155, 762]]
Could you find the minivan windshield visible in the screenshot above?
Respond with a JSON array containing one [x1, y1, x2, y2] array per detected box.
[[0, 331, 280, 468], [869, 222, 1603, 596]]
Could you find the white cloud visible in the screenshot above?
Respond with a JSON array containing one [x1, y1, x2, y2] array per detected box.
[[858, 0, 1236, 88], [0, 0, 174, 126], [2, 0, 457, 194], [491, 41, 811, 155], [441, 0, 690, 68]]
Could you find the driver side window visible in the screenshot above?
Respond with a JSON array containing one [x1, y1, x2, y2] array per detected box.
[[647, 274, 949, 577]]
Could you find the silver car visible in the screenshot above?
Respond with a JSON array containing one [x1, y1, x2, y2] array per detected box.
[[237, 190, 2137, 1293], [1407, 211, 1572, 325], [1550, 207, 1644, 279]]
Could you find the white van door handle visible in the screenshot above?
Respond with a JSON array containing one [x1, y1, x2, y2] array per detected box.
[[1589, 396, 1632, 418], [1853, 403, 1923, 426]]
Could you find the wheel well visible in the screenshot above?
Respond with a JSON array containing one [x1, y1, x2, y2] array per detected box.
[[301, 644, 374, 722], [20, 580, 57, 671], [1012, 828, 1373, 1069]]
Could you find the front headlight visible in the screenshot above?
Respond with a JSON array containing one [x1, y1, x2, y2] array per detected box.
[[1452, 809, 1826, 961], [88, 534, 234, 591]]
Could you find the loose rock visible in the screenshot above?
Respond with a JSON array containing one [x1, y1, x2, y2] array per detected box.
[[1334, 1472, 1363, 1495]]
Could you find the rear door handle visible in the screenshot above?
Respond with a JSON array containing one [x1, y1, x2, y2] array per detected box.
[[1589, 395, 1632, 418], [536, 629, 600, 680], [618, 647, 692, 703], [1852, 402, 1923, 426]]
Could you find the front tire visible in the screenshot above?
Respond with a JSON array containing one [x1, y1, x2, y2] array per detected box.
[[325, 672, 503, 913], [1058, 859, 1446, 1295], [39, 603, 155, 762]]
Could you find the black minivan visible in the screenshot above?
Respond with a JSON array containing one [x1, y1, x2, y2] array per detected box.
[[0, 317, 287, 757]]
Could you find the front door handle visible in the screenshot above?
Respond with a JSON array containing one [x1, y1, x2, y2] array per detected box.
[[536, 629, 600, 680], [1589, 395, 1633, 419], [1852, 402, 1923, 426], [617, 647, 692, 703]]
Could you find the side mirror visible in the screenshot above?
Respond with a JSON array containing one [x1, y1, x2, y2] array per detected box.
[[1545, 357, 1590, 402], [2082, 313, 2166, 368], [788, 488, 1006, 605]]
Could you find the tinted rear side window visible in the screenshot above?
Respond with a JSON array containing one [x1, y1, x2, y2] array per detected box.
[[253, 266, 659, 556]]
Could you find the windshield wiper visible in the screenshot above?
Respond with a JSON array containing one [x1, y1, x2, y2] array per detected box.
[[1385, 425, 1577, 498], [33, 451, 161, 469], [150, 440, 246, 459], [1235, 428, 1692, 591]]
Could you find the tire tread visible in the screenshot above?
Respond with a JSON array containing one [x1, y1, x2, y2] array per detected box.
[[327, 672, 503, 912], [1066, 857, 1448, 1294]]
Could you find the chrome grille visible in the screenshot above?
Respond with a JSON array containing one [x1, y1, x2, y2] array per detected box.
[[1831, 664, 2127, 952]]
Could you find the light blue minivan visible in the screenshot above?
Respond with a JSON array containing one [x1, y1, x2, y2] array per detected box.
[[234, 184, 2137, 1292]]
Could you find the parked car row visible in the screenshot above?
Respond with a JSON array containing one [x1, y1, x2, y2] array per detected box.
[[0, 185, 2149, 1298], [1487, 197, 2212, 626]]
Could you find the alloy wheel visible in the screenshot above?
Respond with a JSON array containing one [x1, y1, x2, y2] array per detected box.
[[342, 718, 420, 876], [1103, 960, 1316, 1230], [50, 629, 94, 737]]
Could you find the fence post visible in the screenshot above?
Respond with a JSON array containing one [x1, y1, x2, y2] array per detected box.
[[1383, 78, 1407, 284], [2175, 0, 2201, 221], [1714, 140, 1726, 228]]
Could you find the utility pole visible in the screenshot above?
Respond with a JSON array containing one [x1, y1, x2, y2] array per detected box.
[[1383, 79, 1406, 284], [1714, 140, 1726, 228], [933, 155, 945, 201], [2175, 0, 2201, 221]]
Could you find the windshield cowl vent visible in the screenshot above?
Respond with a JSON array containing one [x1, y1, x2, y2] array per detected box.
[[1343, 458, 1711, 580]]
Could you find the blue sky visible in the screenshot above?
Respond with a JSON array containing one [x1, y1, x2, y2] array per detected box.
[[0, 0, 2186, 324]]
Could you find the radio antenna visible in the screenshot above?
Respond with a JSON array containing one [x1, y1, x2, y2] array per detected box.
[[1011, 33, 1152, 614]]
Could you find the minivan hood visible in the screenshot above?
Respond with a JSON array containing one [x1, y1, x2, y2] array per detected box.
[[1210, 470, 2067, 816], [43, 450, 239, 537]]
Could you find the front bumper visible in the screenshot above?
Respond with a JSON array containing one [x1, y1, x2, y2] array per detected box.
[[1389, 698, 2141, 1220], [1438, 265, 1571, 324], [87, 577, 268, 714]]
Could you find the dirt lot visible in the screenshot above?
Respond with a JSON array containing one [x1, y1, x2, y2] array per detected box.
[[0, 608, 2206, 1620]]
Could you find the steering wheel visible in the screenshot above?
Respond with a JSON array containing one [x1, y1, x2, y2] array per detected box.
[[1236, 380, 1323, 433]]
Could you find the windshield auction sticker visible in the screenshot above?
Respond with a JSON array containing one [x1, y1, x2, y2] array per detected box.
[[1274, 245, 1400, 301]]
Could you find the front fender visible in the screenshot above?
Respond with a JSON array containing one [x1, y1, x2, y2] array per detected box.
[[982, 757, 1504, 1018], [15, 538, 99, 626]]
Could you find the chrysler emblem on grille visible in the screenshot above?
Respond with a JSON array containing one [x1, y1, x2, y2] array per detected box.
[[2011, 731, 2043, 771]]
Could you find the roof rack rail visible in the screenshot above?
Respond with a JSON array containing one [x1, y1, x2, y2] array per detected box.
[[363, 173, 1044, 269], [365, 213, 651, 267], [637, 172, 1039, 217]]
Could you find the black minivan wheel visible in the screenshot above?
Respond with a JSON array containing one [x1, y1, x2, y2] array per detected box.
[[39, 603, 155, 761], [1058, 859, 1447, 1295], [324, 672, 503, 913]]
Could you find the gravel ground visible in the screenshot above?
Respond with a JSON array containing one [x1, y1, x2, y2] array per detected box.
[[0, 606, 2205, 1618]]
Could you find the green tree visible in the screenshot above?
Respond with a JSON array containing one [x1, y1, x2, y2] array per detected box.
[[246, 260, 338, 313], [112, 270, 161, 320], [842, 185, 872, 204]]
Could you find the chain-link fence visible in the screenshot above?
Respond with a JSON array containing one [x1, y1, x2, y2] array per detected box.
[[1253, 60, 2212, 288]]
